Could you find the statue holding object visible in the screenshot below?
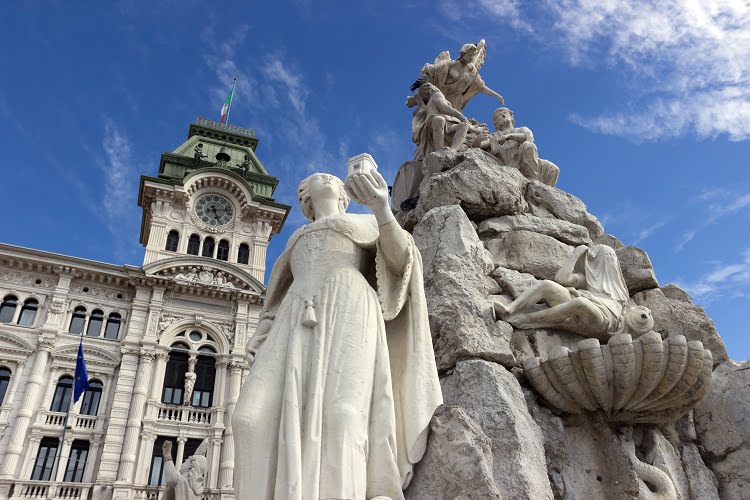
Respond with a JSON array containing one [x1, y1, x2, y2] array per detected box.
[[495, 244, 654, 341], [414, 39, 504, 111]]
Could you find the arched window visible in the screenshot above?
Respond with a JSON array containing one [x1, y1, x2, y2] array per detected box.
[[192, 347, 216, 408], [165, 230, 180, 252], [187, 234, 201, 255], [31, 437, 59, 481], [0, 295, 18, 323], [0, 367, 11, 405], [80, 379, 103, 416], [161, 347, 189, 405], [69, 306, 86, 335], [217, 239, 230, 261], [104, 313, 122, 340], [237, 243, 250, 265], [201, 237, 215, 258], [86, 309, 104, 337], [18, 298, 39, 327], [64, 440, 89, 483], [51, 375, 74, 413]]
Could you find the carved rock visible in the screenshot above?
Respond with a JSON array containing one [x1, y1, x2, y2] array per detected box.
[[525, 180, 604, 240], [490, 266, 539, 299], [442, 360, 554, 499], [413, 148, 528, 224], [680, 443, 720, 500], [413, 205, 514, 372], [485, 230, 574, 281], [694, 360, 750, 500], [633, 288, 728, 366], [405, 406, 502, 499], [616, 245, 659, 294], [523, 332, 713, 424], [478, 214, 591, 246]]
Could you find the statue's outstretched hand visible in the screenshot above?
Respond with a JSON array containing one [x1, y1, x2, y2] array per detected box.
[[347, 170, 389, 212], [498, 95, 505, 105], [162, 440, 173, 458]]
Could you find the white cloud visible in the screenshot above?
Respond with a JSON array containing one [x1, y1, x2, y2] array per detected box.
[[676, 188, 750, 251], [677, 248, 750, 300]]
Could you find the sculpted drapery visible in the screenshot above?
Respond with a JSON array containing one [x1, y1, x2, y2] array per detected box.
[[232, 171, 442, 500]]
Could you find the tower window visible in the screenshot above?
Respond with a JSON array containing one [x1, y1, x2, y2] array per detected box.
[[217, 240, 229, 261], [0, 367, 11, 406], [86, 309, 104, 337], [64, 440, 89, 483], [80, 379, 103, 416], [202, 237, 215, 258], [165, 230, 180, 252], [187, 234, 201, 255], [51, 375, 74, 413], [237, 243, 250, 265], [0, 295, 18, 323], [69, 306, 86, 335], [104, 313, 122, 340], [18, 298, 39, 326], [31, 437, 59, 481]]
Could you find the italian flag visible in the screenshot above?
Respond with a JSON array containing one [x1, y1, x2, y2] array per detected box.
[[220, 80, 235, 123]]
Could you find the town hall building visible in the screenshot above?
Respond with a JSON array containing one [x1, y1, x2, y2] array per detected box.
[[0, 118, 290, 499]]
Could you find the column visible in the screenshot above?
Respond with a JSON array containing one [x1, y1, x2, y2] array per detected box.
[[208, 437, 222, 489], [0, 338, 53, 478], [54, 436, 74, 483], [135, 430, 157, 485], [0, 360, 27, 443], [175, 437, 187, 467], [218, 361, 245, 488], [86, 441, 101, 483], [115, 349, 155, 482], [20, 435, 42, 480]]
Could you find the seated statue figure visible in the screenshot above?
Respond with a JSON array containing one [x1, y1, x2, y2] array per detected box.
[[407, 83, 483, 160], [232, 165, 442, 499], [161, 440, 208, 500], [494, 244, 654, 341], [475, 107, 560, 186]]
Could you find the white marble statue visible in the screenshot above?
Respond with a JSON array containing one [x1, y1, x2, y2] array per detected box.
[[495, 244, 654, 340], [232, 161, 442, 499], [183, 371, 196, 406], [162, 440, 208, 500], [474, 107, 559, 186], [415, 39, 504, 111]]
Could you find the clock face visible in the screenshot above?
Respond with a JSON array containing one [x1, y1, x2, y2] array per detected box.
[[195, 194, 234, 226]]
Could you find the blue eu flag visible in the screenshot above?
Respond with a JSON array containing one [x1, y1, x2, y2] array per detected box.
[[74, 340, 90, 403]]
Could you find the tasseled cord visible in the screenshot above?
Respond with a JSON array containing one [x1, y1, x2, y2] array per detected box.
[[302, 299, 317, 328]]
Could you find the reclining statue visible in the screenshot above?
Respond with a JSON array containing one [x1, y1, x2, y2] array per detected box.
[[407, 83, 484, 160], [474, 107, 559, 186], [494, 244, 654, 341]]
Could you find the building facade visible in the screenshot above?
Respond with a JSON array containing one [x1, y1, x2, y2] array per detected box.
[[0, 119, 290, 500]]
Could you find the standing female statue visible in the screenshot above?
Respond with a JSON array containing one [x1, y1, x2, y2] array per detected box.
[[232, 163, 442, 499]]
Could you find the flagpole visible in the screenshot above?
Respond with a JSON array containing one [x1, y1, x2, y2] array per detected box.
[[49, 331, 84, 484], [225, 76, 237, 124]]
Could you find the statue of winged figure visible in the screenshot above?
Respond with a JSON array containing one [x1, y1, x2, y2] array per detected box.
[[412, 40, 504, 111]]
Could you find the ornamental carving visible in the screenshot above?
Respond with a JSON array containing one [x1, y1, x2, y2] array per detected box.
[[0, 271, 55, 289], [157, 266, 246, 290], [69, 282, 133, 302], [189, 210, 236, 234]]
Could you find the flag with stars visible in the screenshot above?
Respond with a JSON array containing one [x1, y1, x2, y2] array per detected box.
[[74, 339, 90, 403]]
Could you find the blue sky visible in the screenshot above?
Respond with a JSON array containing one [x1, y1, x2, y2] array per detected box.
[[1, 1, 749, 360]]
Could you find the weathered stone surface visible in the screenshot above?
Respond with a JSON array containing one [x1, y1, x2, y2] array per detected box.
[[485, 230, 574, 281], [681, 443, 720, 500], [413, 206, 514, 372], [406, 406, 502, 499], [596, 232, 625, 250], [641, 427, 690, 500], [442, 360, 553, 499], [525, 180, 604, 240], [694, 361, 750, 500], [661, 284, 692, 303], [477, 214, 591, 246], [414, 148, 529, 223], [617, 245, 659, 294], [490, 267, 539, 299], [633, 287, 728, 366]]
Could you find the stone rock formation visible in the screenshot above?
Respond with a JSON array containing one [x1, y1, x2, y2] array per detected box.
[[393, 143, 742, 499]]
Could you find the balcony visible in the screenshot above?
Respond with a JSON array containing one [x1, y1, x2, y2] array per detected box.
[[156, 403, 215, 425], [133, 486, 221, 499], [33, 411, 102, 433], [10, 481, 91, 499]]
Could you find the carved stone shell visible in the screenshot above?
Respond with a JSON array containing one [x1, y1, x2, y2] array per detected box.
[[522, 331, 713, 424]]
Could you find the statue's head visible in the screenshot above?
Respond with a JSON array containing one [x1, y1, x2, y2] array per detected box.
[[459, 43, 478, 61], [623, 305, 654, 337], [298, 173, 350, 222], [492, 107, 515, 130]]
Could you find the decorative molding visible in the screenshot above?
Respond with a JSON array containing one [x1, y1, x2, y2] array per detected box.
[[69, 282, 133, 302], [0, 270, 55, 289], [157, 266, 243, 290], [189, 210, 235, 234]]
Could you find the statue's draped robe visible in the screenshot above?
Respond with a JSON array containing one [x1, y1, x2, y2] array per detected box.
[[421, 60, 484, 111], [411, 104, 462, 160], [233, 214, 442, 500], [163, 458, 206, 500], [487, 128, 559, 187]]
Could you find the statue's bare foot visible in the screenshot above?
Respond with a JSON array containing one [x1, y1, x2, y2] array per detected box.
[[493, 299, 510, 320]]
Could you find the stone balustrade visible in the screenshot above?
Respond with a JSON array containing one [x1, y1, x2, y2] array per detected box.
[[10, 481, 91, 499]]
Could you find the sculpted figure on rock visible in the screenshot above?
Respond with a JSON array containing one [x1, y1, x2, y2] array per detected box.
[[475, 107, 559, 186], [495, 244, 654, 340], [233, 156, 442, 499], [414, 39, 504, 111], [162, 440, 208, 500]]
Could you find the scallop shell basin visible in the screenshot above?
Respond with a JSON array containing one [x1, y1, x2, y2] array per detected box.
[[523, 331, 713, 424]]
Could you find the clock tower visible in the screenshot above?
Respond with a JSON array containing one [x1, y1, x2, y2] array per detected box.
[[137, 118, 290, 283]]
